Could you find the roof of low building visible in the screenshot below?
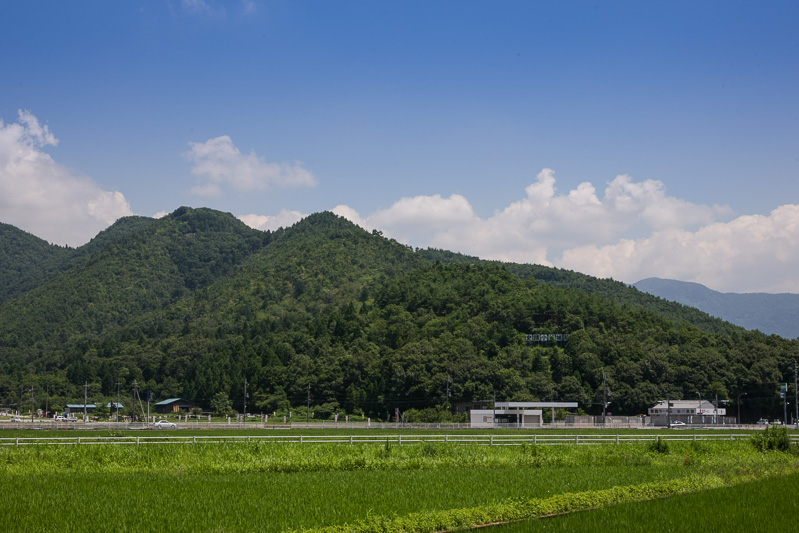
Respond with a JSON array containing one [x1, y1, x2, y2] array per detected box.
[[495, 402, 579, 409], [154, 398, 192, 406]]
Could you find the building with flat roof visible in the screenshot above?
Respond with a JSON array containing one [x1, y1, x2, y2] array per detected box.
[[470, 402, 578, 428]]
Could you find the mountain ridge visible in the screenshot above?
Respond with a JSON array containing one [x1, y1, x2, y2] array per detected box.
[[633, 277, 799, 340], [1, 208, 796, 422]]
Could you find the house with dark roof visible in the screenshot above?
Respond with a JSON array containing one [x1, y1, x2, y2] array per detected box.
[[154, 398, 194, 414]]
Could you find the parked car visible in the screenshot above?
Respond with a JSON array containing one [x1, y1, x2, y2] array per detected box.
[[154, 420, 177, 429], [669, 420, 686, 428], [756, 418, 769, 425]]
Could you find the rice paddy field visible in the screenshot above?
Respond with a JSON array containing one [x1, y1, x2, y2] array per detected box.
[[0, 429, 797, 532]]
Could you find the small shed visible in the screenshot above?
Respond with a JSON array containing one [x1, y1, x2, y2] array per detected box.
[[154, 398, 194, 414]]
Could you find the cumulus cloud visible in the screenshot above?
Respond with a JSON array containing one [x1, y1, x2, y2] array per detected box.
[[0, 110, 134, 247], [325, 168, 798, 292], [560, 205, 799, 293], [184, 136, 317, 197], [239, 209, 306, 232]]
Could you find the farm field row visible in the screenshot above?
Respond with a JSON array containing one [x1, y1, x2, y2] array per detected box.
[[485, 471, 799, 532], [1, 436, 797, 532]]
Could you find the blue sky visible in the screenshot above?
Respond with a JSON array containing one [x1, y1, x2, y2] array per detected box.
[[1, 1, 798, 293]]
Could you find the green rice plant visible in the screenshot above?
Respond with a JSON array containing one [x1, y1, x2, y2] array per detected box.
[[1, 439, 797, 532], [486, 471, 799, 532]]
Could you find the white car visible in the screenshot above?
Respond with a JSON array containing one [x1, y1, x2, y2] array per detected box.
[[154, 420, 177, 429], [669, 420, 686, 428]]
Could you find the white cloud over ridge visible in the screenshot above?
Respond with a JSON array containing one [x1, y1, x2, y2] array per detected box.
[[239, 209, 305, 232], [0, 110, 134, 247], [332, 169, 797, 293], [3, 110, 791, 294], [184, 136, 317, 197]]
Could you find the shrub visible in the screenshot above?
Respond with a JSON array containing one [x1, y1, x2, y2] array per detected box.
[[751, 425, 792, 452], [649, 438, 670, 455]]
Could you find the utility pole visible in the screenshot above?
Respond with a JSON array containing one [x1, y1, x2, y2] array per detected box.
[[696, 392, 702, 427], [666, 393, 671, 428], [795, 360, 798, 426], [446, 375, 451, 411], [29, 387, 35, 423], [243, 379, 248, 426], [492, 389, 496, 429], [737, 392, 747, 426], [306, 383, 311, 426], [116, 381, 122, 422], [132, 381, 146, 421], [84, 381, 88, 422], [45, 383, 49, 419], [602, 371, 609, 428]]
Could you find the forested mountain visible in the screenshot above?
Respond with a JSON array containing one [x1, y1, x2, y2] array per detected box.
[[0, 223, 72, 305], [634, 277, 799, 340], [1, 208, 797, 422], [419, 249, 741, 336]]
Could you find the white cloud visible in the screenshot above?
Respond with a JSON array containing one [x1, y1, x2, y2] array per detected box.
[[239, 209, 306, 232], [560, 205, 799, 293], [241, 0, 257, 15], [181, 0, 216, 15], [323, 168, 798, 293], [184, 136, 317, 197], [0, 110, 134, 247]]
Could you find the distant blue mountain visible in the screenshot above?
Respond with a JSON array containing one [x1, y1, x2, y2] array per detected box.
[[633, 278, 799, 339]]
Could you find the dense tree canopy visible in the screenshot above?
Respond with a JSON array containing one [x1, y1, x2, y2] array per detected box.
[[0, 208, 796, 422]]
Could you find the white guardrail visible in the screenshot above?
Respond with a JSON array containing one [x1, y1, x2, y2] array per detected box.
[[1, 433, 797, 447]]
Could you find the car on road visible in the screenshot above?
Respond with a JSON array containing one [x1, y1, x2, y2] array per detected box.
[[154, 420, 177, 429], [669, 420, 686, 428]]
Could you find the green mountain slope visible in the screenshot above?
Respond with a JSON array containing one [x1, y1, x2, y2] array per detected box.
[[419, 248, 740, 335], [0, 209, 796, 422], [0, 223, 72, 305]]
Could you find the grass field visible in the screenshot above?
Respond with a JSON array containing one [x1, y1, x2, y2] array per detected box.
[[0, 430, 797, 532]]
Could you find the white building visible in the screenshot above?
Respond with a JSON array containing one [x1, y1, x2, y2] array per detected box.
[[648, 399, 727, 426], [470, 402, 578, 428]]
